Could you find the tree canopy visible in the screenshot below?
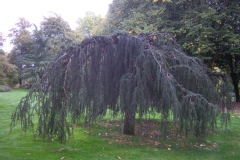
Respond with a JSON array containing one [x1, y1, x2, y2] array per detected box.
[[74, 12, 108, 42], [0, 50, 18, 86], [106, 0, 240, 101], [8, 14, 73, 85], [11, 32, 232, 142], [8, 17, 34, 56]]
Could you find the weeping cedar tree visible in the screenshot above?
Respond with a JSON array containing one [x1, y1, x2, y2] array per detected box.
[[10, 32, 232, 142]]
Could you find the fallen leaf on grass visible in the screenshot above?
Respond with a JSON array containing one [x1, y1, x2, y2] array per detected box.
[[154, 141, 159, 146], [200, 144, 205, 147], [167, 148, 171, 150], [210, 143, 216, 147], [118, 156, 122, 159], [58, 148, 64, 152]]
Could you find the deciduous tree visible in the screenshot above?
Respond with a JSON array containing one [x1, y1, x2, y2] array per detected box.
[[0, 50, 18, 86], [74, 12, 104, 41], [8, 15, 73, 85], [106, 0, 240, 101]]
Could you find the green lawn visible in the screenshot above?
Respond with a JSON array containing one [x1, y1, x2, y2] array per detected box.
[[0, 89, 240, 160]]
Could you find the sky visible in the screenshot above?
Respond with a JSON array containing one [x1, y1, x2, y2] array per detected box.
[[0, 0, 113, 52]]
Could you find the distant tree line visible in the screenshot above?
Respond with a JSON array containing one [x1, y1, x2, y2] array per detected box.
[[6, 12, 105, 88], [5, 0, 240, 101]]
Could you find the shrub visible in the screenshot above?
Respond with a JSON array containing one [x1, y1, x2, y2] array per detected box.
[[0, 85, 12, 92]]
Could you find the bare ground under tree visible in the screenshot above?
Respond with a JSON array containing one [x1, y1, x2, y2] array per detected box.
[[234, 102, 240, 113]]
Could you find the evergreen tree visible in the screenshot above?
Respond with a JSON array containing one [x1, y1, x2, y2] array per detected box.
[[106, 0, 240, 101], [8, 17, 37, 85], [17, 26, 56, 84], [8, 15, 73, 86], [11, 33, 232, 142]]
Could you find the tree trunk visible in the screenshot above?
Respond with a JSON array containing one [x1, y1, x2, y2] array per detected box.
[[123, 105, 136, 135], [230, 73, 240, 102]]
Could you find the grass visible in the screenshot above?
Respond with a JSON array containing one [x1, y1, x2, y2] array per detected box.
[[0, 89, 240, 160]]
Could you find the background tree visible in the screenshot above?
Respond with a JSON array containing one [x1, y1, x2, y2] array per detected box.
[[106, 0, 240, 101], [16, 26, 55, 85], [40, 13, 73, 54], [0, 50, 18, 86], [8, 17, 34, 56], [29, 13, 74, 80], [0, 49, 5, 55], [8, 14, 73, 86], [91, 16, 109, 35], [11, 33, 232, 142], [7, 18, 34, 85], [74, 12, 104, 41], [107, 0, 165, 34], [168, 0, 240, 101]]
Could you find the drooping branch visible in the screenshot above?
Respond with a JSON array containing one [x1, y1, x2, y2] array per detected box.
[[10, 32, 233, 142]]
